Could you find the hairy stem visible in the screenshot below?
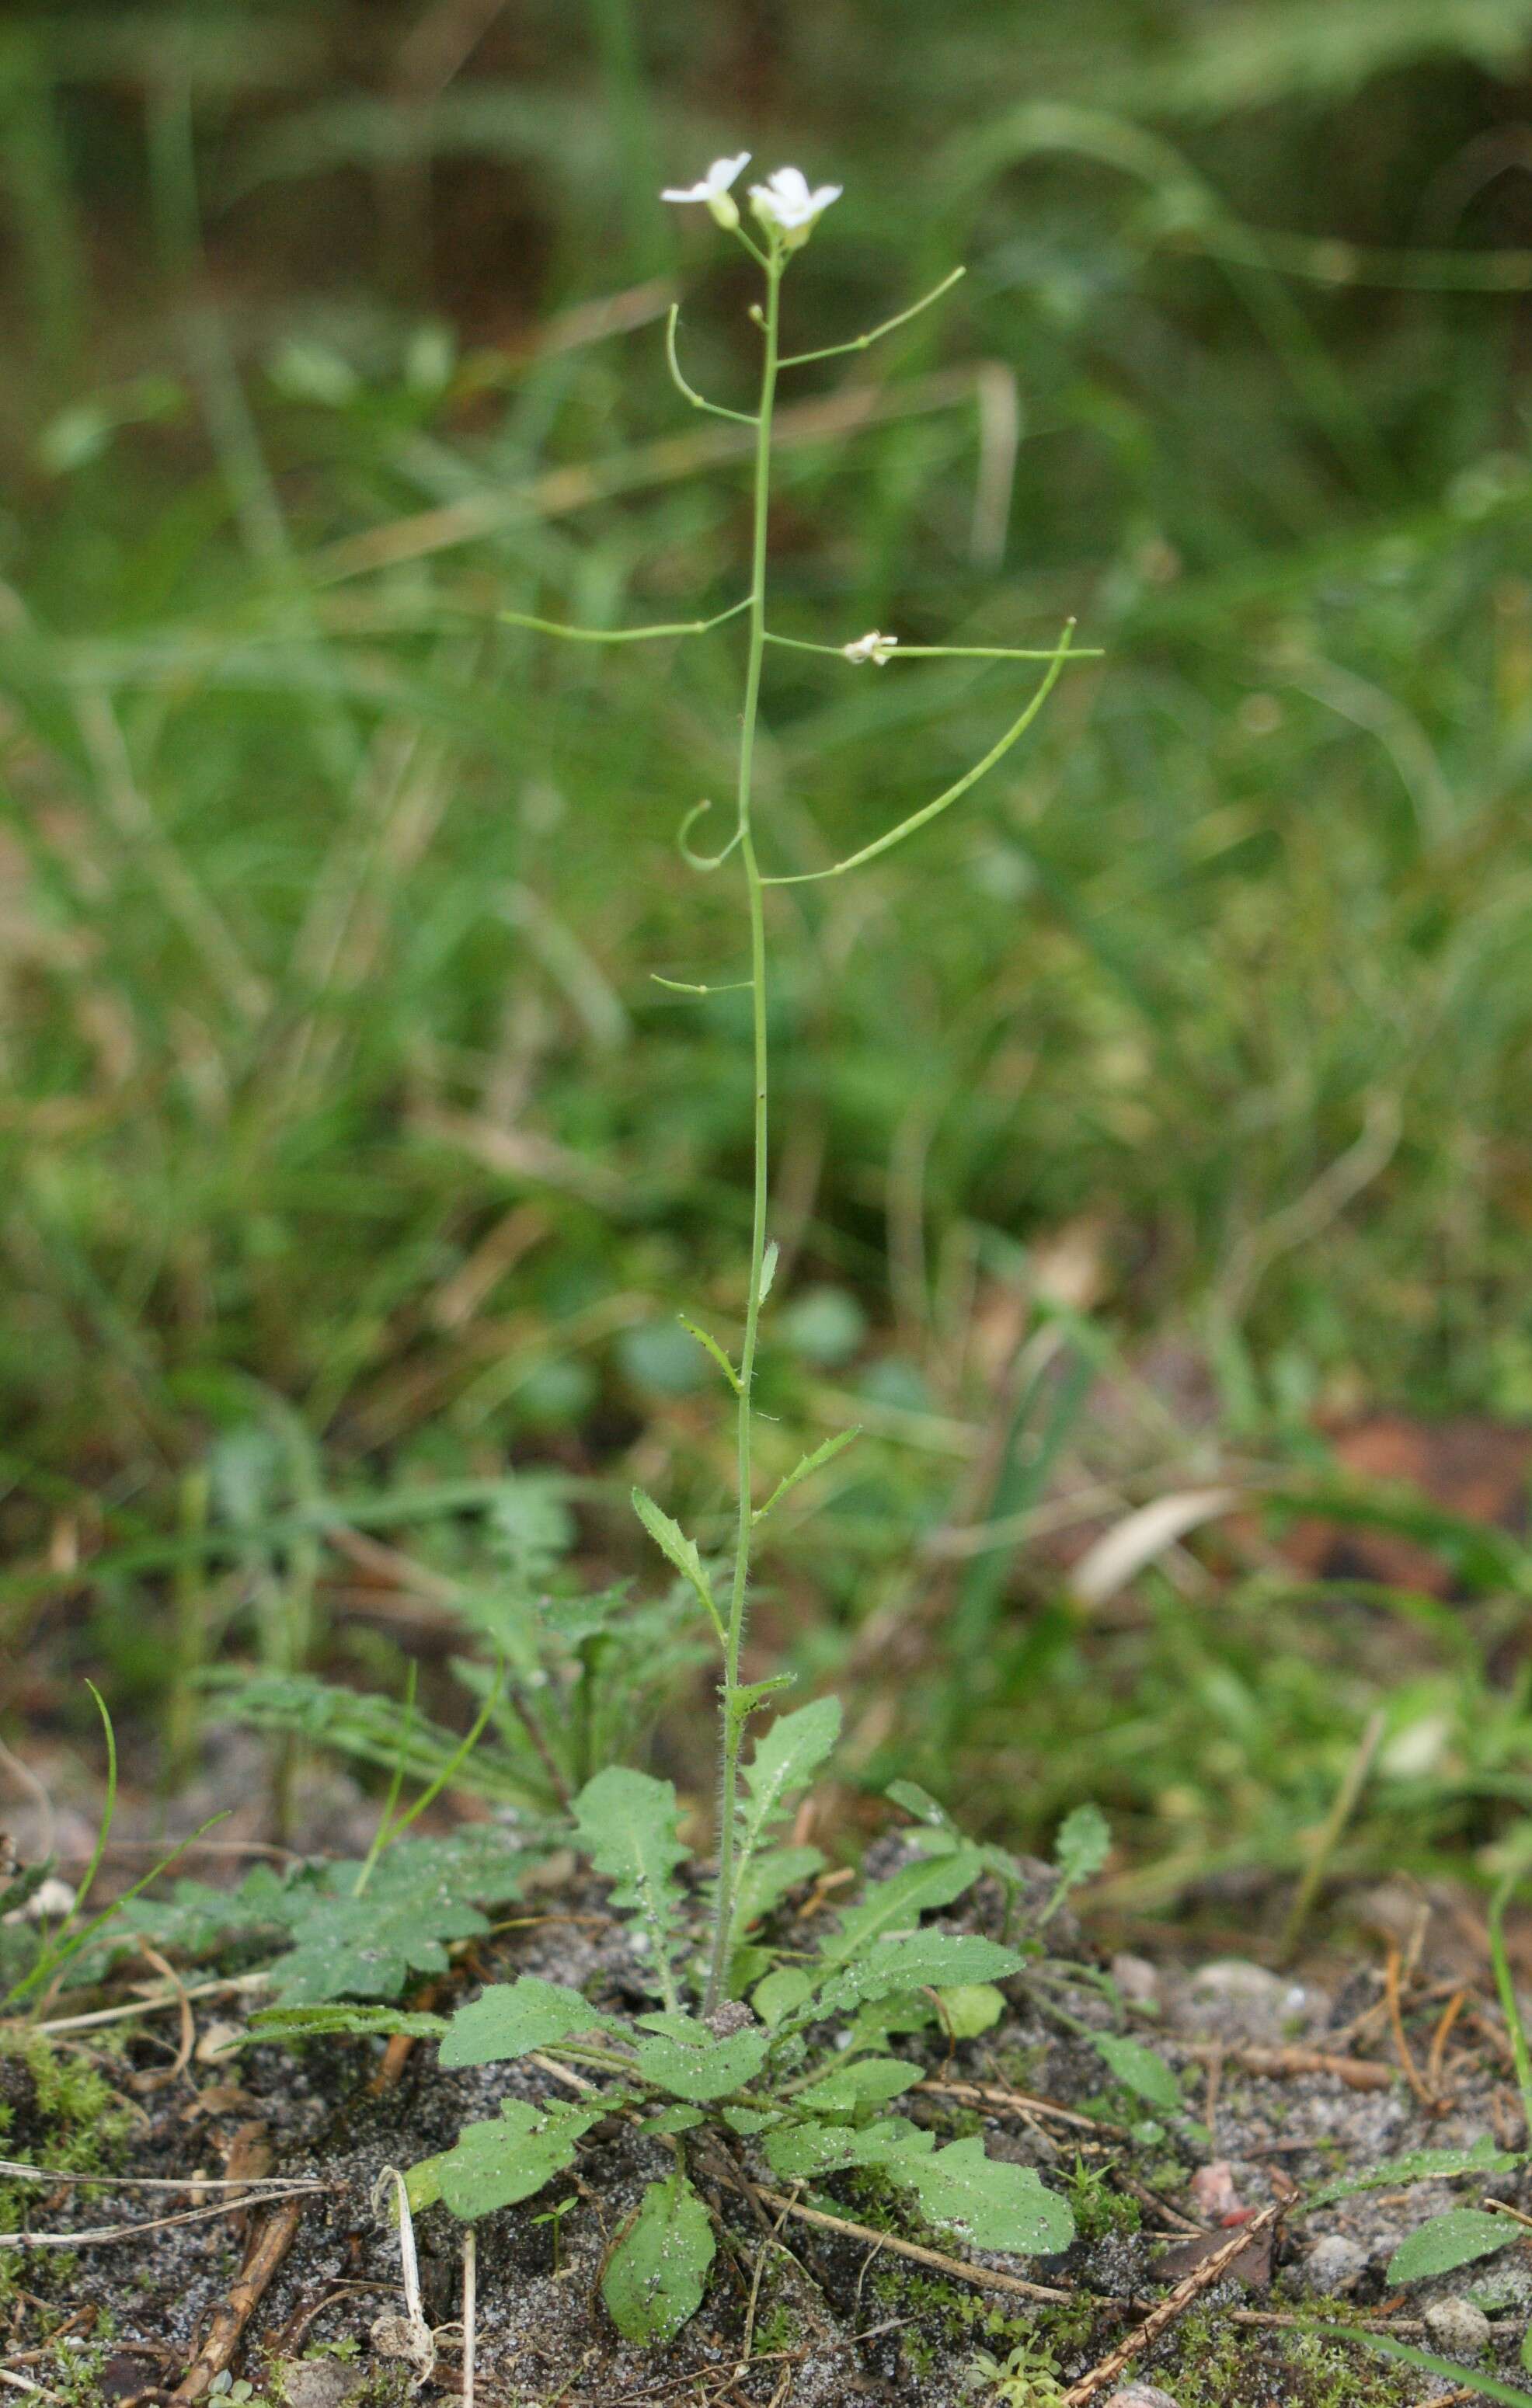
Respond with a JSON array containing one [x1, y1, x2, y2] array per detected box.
[[703, 255, 781, 2017]]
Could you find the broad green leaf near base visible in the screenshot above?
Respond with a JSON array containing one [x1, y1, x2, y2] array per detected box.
[[1386, 2208, 1516, 2284], [936, 1983, 1006, 2038], [440, 1975, 624, 2067], [436, 2097, 606, 2220], [573, 1766, 687, 1997], [899, 2136, 1075, 2255], [814, 1932, 1025, 2017], [816, 1847, 986, 1972], [763, 2119, 1074, 2257], [632, 2010, 771, 2101], [602, 2173, 716, 2344], [792, 2055, 923, 2114], [266, 1889, 490, 2005], [1090, 2033, 1184, 2113]]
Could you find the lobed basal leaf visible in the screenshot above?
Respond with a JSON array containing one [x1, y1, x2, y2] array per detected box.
[[433, 2097, 608, 2221], [440, 1975, 625, 2067]]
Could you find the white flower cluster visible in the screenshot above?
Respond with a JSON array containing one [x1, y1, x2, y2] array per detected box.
[[661, 152, 841, 247], [843, 630, 898, 665]]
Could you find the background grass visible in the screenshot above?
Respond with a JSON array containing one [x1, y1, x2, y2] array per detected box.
[[6, 0, 1532, 1920]]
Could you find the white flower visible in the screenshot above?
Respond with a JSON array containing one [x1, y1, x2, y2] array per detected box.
[[843, 629, 898, 666], [660, 152, 750, 230], [750, 165, 842, 248]]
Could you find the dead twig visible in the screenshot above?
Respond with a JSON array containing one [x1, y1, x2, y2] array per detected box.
[[1384, 1943, 1436, 2110], [1180, 2042, 1393, 2093], [0, 2184, 323, 2251], [755, 2189, 1078, 2305], [1060, 2202, 1283, 2405], [172, 2196, 305, 2401], [914, 2076, 1123, 2136]]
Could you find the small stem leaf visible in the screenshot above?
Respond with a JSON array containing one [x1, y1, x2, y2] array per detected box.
[[752, 1428, 861, 1524], [629, 1488, 726, 1644], [678, 1316, 741, 1394], [602, 2173, 716, 2346], [573, 1766, 688, 2006], [440, 1976, 626, 2069], [631, 2010, 771, 2102], [726, 1675, 796, 1734], [1044, 1802, 1111, 1920], [437, 2098, 608, 2221], [1385, 2209, 1517, 2285], [813, 1931, 1025, 2018], [758, 1239, 779, 1302], [1089, 2033, 1184, 2113]]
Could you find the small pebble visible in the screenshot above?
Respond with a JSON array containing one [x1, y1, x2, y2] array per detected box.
[[1299, 2233, 1367, 2295], [1110, 1952, 1161, 2006], [1103, 2388, 1181, 2408], [1182, 1959, 1307, 2044], [1422, 2296, 1493, 2358]]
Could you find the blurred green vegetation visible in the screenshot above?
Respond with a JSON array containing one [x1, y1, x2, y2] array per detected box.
[[6, 0, 1532, 1913]]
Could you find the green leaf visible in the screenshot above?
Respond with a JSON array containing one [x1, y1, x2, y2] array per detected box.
[[752, 1429, 861, 1525], [741, 1697, 841, 1848], [1314, 2326, 1532, 2407], [758, 1240, 779, 1302], [897, 2136, 1076, 2256], [266, 1889, 489, 2006], [251, 2003, 449, 2042], [678, 1316, 740, 1393], [1090, 2034, 1184, 2112], [725, 1696, 841, 1950], [753, 1966, 814, 2026], [632, 2011, 771, 2102], [1305, 2136, 1521, 2211], [602, 2173, 716, 2345], [437, 2097, 606, 2221], [573, 1766, 687, 2002], [638, 2105, 705, 2135], [1041, 1804, 1110, 1922], [1386, 2209, 1516, 2285], [629, 1489, 724, 1642], [885, 1780, 955, 1830], [815, 1933, 1025, 2017], [816, 1847, 987, 1972], [792, 2056, 923, 2114], [733, 1845, 825, 1932], [439, 1977, 623, 2067], [936, 1983, 1006, 2039], [762, 2121, 1076, 2257], [764, 2115, 933, 2182]]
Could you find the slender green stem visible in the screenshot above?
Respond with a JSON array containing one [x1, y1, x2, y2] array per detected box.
[[666, 305, 760, 424], [776, 265, 967, 368], [702, 252, 782, 2019], [503, 595, 751, 644]]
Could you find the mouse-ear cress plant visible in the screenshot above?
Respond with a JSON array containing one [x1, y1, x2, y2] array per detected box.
[[259, 152, 1097, 2347]]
